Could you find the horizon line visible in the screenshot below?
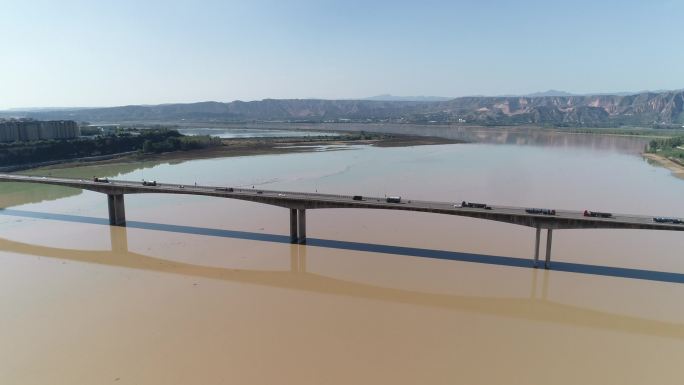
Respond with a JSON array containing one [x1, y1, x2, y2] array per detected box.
[[2, 88, 684, 112]]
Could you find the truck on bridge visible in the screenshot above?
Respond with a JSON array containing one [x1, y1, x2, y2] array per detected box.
[[526, 208, 556, 215], [584, 210, 613, 218], [653, 217, 684, 224], [460, 201, 492, 210]]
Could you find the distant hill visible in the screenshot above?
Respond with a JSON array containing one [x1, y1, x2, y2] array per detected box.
[[362, 94, 454, 102], [3, 90, 684, 127], [524, 90, 576, 97]]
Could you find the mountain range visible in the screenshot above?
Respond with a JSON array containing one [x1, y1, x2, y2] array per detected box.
[[2, 90, 683, 127]]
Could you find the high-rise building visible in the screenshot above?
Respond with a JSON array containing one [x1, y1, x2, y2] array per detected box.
[[0, 120, 80, 142]]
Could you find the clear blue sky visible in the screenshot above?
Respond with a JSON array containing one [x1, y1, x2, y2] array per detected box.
[[1, 0, 682, 108]]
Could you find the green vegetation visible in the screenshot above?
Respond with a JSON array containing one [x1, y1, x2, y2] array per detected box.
[[78, 126, 103, 136], [341, 131, 389, 141], [647, 136, 684, 161], [0, 129, 221, 167], [141, 133, 221, 154], [565, 127, 684, 138]]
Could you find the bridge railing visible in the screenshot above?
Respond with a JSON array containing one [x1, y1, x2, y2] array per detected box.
[[113, 179, 384, 201]]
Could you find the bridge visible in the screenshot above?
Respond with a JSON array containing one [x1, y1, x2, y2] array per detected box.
[[1, 173, 683, 269]]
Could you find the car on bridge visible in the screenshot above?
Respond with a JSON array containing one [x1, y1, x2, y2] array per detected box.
[[584, 210, 613, 218], [525, 208, 556, 215], [142, 180, 157, 186], [653, 217, 684, 224], [93, 177, 109, 183], [386, 196, 401, 203]]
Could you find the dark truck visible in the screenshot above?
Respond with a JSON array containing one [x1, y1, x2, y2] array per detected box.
[[583, 210, 612, 218], [386, 196, 401, 203], [461, 201, 492, 210], [142, 180, 157, 186], [525, 208, 556, 215], [653, 217, 684, 224]]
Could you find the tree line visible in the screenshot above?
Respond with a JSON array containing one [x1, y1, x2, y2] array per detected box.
[[0, 129, 221, 166], [647, 136, 684, 159]]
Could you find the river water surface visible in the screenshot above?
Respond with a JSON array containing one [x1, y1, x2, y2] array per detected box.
[[178, 127, 339, 138], [1, 130, 683, 384]]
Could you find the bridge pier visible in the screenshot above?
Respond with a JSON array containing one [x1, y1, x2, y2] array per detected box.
[[545, 229, 553, 269], [297, 209, 306, 244], [290, 209, 298, 243], [107, 194, 126, 226], [533, 227, 541, 267]]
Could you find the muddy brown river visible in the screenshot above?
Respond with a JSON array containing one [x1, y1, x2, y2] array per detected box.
[[1, 132, 683, 384]]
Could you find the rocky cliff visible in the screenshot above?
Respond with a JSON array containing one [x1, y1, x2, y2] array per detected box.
[[5, 90, 683, 126]]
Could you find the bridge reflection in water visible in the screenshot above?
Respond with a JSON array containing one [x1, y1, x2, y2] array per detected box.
[[0, 219, 683, 340], [3, 208, 684, 284]]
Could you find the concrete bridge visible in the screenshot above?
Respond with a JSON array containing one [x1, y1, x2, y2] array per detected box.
[[1, 173, 683, 268]]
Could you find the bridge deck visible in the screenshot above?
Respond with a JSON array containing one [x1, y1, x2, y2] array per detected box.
[[1, 173, 683, 232]]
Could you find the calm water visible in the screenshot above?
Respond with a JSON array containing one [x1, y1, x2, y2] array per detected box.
[[1, 133, 683, 384], [239, 122, 652, 153], [177, 127, 339, 138]]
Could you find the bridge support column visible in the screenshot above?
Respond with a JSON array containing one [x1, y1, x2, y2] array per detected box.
[[297, 209, 306, 244], [533, 227, 541, 267], [545, 229, 553, 269], [107, 194, 126, 226], [289, 209, 298, 244]]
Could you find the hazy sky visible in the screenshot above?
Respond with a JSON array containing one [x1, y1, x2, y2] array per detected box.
[[1, 0, 682, 108]]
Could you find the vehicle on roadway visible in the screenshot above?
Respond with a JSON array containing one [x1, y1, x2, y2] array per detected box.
[[353, 195, 363, 201], [142, 180, 157, 186], [525, 208, 556, 215], [93, 177, 109, 183], [386, 196, 401, 203], [215, 187, 234, 192], [460, 201, 492, 210], [653, 217, 684, 224], [584, 210, 613, 218]]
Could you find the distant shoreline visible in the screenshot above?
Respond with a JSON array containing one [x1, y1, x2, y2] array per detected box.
[[642, 153, 684, 180], [0, 151, 139, 173], [21, 133, 461, 172]]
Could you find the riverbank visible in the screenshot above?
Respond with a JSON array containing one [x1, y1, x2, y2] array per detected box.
[[146, 121, 684, 138], [0, 151, 139, 172], [642, 153, 684, 179], [23, 133, 461, 172]]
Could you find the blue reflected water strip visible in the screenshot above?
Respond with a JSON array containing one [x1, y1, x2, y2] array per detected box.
[[2, 208, 684, 284]]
